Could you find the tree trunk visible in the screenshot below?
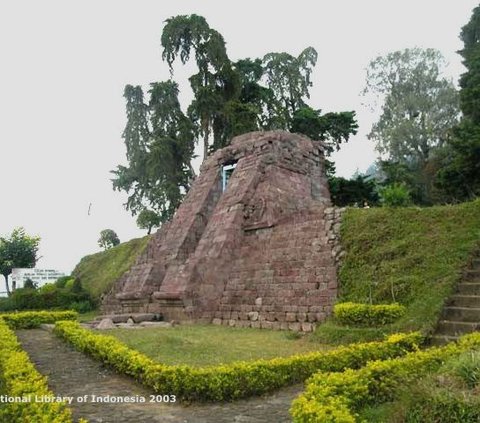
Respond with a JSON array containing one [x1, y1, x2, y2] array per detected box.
[[3, 274, 10, 296], [147, 226, 152, 235], [202, 117, 210, 162], [203, 131, 209, 162]]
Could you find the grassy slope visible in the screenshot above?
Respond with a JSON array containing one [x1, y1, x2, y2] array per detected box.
[[72, 236, 150, 300], [315, 199, 480, 343], [109, 324, 328, 367]]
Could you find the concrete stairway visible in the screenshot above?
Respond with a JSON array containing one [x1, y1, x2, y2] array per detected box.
[[431, 254, 480, 345]]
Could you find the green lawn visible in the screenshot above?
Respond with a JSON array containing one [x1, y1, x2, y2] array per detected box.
[[108, 324, 328, 367]]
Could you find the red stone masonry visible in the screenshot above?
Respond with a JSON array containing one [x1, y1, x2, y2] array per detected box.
[[101, 131, 338, 331]]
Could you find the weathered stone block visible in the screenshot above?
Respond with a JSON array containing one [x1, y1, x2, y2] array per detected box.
[[301, 322, 313, 332], [288, 322, 301, 331], [96, 318, 115, 330], [261, 321, 273, 330]]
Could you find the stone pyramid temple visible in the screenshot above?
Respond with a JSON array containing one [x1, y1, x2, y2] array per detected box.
[[102, 131, 341, 331]]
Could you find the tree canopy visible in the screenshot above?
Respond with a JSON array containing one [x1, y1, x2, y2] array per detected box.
[[136, 209, 161, 234], [98, 229, 120, 250], [113, 14, 358, 221], [0, 227, 40, 296], [364, 48, 459, 165], [363, 48, 460, 204], [435, 5, 480, 201], [112, 81, 196, 221]]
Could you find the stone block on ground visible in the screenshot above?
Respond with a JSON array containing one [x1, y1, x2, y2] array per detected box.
[[130, 313, 156, 323], [96, 314, 130, 323], [96, 318, 116, 330]]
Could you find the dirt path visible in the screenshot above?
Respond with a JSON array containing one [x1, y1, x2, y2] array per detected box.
[[16, 329, 301, 423]]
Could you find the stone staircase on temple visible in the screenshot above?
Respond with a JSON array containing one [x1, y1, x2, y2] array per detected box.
[[431, 252, 480, 345]]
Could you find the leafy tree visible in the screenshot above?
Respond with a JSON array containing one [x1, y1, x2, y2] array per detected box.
[[232, 58, 276, 131], [363, 48, 460, 204], [98, 229, 120, 250], [112, 81, 196, 221], [435, 5, 480, 201], [262, 48, 318, 128], [161, 14, 234, 159], [122, 85, 149, 163], [459, 5, 480, 123], [0, 227, 40, 296], [114, 14, 358, 221], [160, 15, 357, 156], [290, 107, 358, 155], [136, 209, 161, 234]]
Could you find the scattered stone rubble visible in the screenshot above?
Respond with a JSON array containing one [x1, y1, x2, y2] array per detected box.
[[92, 313, 175, 330]]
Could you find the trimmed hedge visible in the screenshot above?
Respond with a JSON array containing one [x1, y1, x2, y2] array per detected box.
[[334, 302, 406, 326], [0, 318, 76, 422], [290, 332, 480, 423], [54, 321, 421, 402], [0, 310, 78, 329]]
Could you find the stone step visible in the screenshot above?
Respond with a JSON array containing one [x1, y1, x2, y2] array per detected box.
[[430, 334, 459, 346], [436, 320, 480, 336], [464, 269, 480, 281], [443, 306, 480, 322], [472, 258, 480, 267], [449, 295, 480, 308], [457, 283, 480, 295]]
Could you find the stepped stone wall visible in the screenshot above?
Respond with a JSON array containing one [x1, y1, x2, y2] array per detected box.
[[102, 130, 341, 330]]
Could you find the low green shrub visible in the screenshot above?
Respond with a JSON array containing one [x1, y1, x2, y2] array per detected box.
[[405, 391, 480, 423], [69, 301, 94, 314], [290, 332, 480, 423], [379, 183, 411, 207], [0, 310, 78, 329], [54, 321, 421, 402], [55, 276, 72, 289], [0, 277, 95, 313], [445, 350, 480, 388], [394, 347, 480, 422], [0, 318, 75, 422], [334, 302, 406, 326]]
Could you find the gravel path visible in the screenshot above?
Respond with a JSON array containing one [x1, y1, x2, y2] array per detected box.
[[16, 329, 301, 423]]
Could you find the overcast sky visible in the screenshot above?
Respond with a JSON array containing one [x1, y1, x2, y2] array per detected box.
[[0, 0, 478, 279]]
